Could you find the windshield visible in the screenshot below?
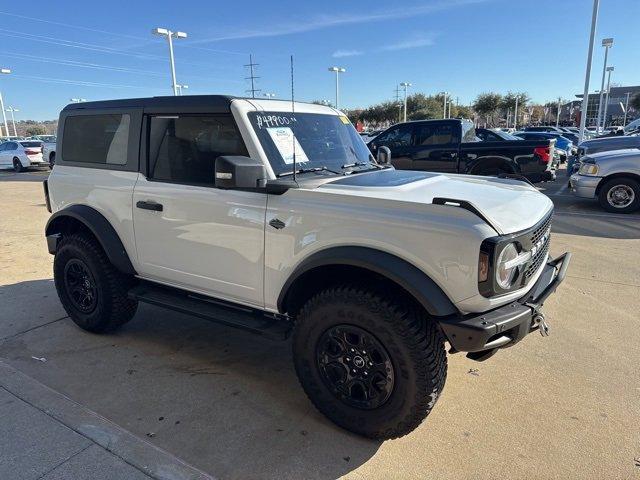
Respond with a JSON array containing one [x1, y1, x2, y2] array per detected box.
[[248, 111, 373, 175]]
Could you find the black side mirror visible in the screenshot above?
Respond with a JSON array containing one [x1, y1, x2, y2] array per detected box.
[[215, 156, 266, 189], [376, 146, 392, 165]]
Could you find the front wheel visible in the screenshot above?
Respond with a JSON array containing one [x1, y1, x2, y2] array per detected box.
[[598, 177, 640, 213], [292, 285, 447, 439]]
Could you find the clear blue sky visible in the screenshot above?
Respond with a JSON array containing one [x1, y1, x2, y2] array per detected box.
[[0, 0, 638, 120]]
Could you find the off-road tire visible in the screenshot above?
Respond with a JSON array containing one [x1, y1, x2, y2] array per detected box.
[[54, 233, 138, 333], [597, 177, 640, 214], [13, 157, 25, 172], [292, 285, 447, 439]]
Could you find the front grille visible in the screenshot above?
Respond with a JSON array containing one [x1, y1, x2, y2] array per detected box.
[[523, 212, 552, 280]]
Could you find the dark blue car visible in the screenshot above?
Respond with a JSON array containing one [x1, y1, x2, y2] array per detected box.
[[514, 131, 574, 162]]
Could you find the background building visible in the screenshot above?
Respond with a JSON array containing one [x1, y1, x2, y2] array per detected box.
[[575, 85, 640, 126]]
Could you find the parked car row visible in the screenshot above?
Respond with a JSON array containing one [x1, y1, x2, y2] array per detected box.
[[0, 139, 47, 171], [0, 134, 57, 171]]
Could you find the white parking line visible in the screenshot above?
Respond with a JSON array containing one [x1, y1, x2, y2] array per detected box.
[[545, 182, 570, 196]]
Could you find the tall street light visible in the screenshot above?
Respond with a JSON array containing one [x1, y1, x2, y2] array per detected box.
[[400, 82, 411, 122], [514, 95, 519, 130], [6, 106, 18, 136], [0, 68, 10, 138], [623, 92, 632, 126], [596, 37, 613, 131], [442, 92, 448, 119], [602, 66, 614, 128], [556, 97, 562, 127], [328, 67, 346, 109], [153, 27, 187, 96], [578, 0, 600, 143]]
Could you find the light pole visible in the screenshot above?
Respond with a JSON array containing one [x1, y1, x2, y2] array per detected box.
[[263, 93, 276, 99], [514, 96, 519, 130], [328, 67, 346, 109], [0, 68, 10, 138], [623, 92, 631, 126], [70, 98, 87, 103], [6, 106, 18, 136], [602, 66, 614, 128], [400, 82, 411, 122], [176, 84, 188, 95], [578, 0, 600, 142], [442, 92, 448, 119], [596, 37, 613, 132], [152, 27, 187, 96], [556, 97, 562, 127]]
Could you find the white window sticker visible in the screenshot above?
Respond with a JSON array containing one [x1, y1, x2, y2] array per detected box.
[[266, 127, 309, 165]]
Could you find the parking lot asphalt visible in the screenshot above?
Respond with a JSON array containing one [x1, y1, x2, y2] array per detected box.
[[0, 168, 639, 480]]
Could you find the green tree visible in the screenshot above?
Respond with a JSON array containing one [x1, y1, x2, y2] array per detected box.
[[25, 125, 46, 136], [631, 93, 640, 112], [473, 93, 502, 126]]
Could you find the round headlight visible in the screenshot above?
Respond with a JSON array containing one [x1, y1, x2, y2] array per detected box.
[[496, 243, 519, 289]]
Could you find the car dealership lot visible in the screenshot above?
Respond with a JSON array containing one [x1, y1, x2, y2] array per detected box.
[[0, 170, 638, 480]]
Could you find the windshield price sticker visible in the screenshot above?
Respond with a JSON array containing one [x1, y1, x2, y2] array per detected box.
[[255, 115, 298, 130], [266, 127, 309, 165], [339, 116, 350, 125]]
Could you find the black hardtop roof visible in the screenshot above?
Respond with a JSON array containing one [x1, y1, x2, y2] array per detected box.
[[62, 95, 237, 111], [61, 95, 328, 112]]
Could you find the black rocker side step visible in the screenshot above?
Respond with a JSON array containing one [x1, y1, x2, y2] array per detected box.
[[128, 282, 292, 340]]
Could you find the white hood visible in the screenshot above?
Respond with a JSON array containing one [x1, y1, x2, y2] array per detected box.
[[318, 170, 553, 235]]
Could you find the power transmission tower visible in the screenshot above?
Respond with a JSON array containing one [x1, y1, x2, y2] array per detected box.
[[244, 54, 261, 98]]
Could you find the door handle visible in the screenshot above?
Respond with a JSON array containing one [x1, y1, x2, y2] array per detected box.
[[136, 200, 163, 212]]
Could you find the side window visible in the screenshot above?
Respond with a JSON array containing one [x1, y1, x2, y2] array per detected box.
[[8, 142, 17, 150], [375, 125, 413, 149], [415, 124, 457, 146], [148, 115, 248, 186], [62, 114, 130, 165]]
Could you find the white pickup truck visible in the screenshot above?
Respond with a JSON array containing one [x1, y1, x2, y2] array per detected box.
[[43, 96, 570, 439]]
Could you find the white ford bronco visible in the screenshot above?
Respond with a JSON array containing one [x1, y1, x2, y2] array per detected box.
[[44, 96, 570, 439]]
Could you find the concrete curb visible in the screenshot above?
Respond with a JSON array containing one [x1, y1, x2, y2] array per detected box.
[[0, 360, 216, 480]]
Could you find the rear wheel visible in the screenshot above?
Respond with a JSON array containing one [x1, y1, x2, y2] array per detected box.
[[54, 233, 138, 333], [13, 157, 25, 173], [470, 161, 515, 177], [598, 177, 640, 213], [292, 285, 447, 439]]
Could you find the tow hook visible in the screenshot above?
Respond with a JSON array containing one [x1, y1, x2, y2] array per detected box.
[[531, 312, 550, 337]]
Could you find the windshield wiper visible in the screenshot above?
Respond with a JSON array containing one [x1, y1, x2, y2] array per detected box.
[[341, 161, 386, 171], [341, 161, 370, 169], [276, 166, 342, 178]]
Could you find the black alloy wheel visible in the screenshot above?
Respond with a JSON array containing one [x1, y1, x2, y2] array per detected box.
[[316, 324, 394, 410], [63, 258, 98, 313]]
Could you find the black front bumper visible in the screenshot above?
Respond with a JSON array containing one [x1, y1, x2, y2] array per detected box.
[[439, 252, 571, 355]]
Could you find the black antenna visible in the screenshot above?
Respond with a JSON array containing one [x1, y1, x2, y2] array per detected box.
[[290, 55, 297, 184], [244, 54, 261, 98]]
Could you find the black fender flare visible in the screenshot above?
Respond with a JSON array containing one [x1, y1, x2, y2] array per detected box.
[[278, 246, 458, 317], [45, 204, 136, 275]]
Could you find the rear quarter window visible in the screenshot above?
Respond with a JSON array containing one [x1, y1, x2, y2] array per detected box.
[[62, 114, 130, 165]]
